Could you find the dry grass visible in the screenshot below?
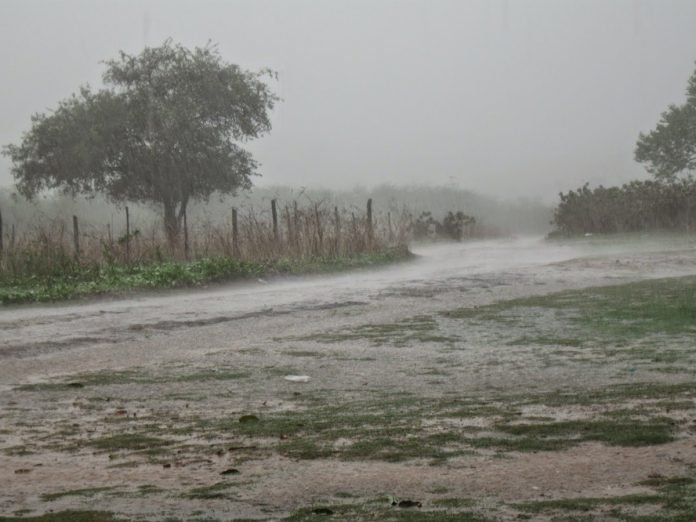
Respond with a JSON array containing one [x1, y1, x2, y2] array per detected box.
[[0, 201, 417, 280]]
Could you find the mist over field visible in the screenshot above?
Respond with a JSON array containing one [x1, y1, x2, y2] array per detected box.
[[0, 184, 551, 238]]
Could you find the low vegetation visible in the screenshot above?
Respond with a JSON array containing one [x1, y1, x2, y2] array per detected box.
[[551, 178, 696, 236], [0, 245, 411, 304], [444, 275, 696, 341]]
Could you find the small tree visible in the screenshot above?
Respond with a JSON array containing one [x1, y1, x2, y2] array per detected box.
[[3, 41, 278, 246]]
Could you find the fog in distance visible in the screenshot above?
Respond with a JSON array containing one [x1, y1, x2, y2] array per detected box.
[[2, 0, 696, 202]]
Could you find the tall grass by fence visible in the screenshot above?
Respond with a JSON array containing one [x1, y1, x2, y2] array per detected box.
[[0, 199, 426, 281]]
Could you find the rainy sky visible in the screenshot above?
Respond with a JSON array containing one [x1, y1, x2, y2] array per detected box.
[[1, 0, 696, 202]]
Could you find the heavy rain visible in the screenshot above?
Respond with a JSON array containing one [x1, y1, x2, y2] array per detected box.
[[1, 1, 696, 521]]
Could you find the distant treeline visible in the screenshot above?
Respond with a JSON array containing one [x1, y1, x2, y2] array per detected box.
[[551, 179, 696, 236]]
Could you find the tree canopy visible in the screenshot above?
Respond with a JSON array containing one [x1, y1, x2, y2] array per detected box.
[[635, 65, 696, 180], [3, 41, 278, 243]]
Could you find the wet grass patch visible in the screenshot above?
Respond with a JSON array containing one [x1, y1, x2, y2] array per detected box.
[[183, 394, 497, 463], [134, 484, 165, 496], [506, 336, 584, 347], [179, 389, 682, 461], [132, 383, 690, 461], [639, 476, 695, 488], [476, 417, 676, 451], [431, 498, 476, 508], [443, 276, 696, 345], [530, 381, 696, 408], [41, 487, 118, 502], [86, 433, 172, 453], [514, 494, 662, 513], [285, 502, 491, 521], [654, 399, 695, 411], [281, 350, 326, 358], [513, 473, 696, 520], [293, 315, 459, 347], [0, 512, 125, 522], [16, 367, 250, 392], [186, 481, 236, 499], [3, 445, 35, 456]]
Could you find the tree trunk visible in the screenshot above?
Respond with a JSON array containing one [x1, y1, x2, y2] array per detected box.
[[164, 200, 179, 247]]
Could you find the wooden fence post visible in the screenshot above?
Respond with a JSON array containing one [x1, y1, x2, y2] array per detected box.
[[11, 224, 15, 249], [285, 205, 293, 247], [125, 206, 130, 263], [387, 211, 394, 242], [0, 209, 3, 256], [72, 215, 80, 260], [366, 198, 374, 243], [293, 201, 299, 244], [183, 208, 190, 260], [271, 199, 279, 242], [314, 203, 323, 253], [334, 206, 341, 255], [232, 207, 239, 257]]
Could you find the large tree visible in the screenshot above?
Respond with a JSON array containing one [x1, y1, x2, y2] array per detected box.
[[635, 65, 696, 180], [3, 41, 278, 244]]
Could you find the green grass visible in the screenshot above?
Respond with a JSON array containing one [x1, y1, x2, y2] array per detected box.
[[444, 275, 696, 342], [480, 417, 676, 451], [293, 275, 696, 353], [0, 246, 412, 304]]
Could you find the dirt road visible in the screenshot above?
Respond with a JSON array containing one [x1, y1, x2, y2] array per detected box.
[[3, 236, 690, 382]]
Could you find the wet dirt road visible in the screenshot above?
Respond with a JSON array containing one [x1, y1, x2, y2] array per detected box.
[[2, 236, 696, 387]]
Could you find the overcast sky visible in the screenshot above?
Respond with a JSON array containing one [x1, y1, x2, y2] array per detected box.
[[2, 0, 696, 202]]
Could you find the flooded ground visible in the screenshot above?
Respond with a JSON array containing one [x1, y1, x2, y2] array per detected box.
[[1, 236, 696, 520]]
